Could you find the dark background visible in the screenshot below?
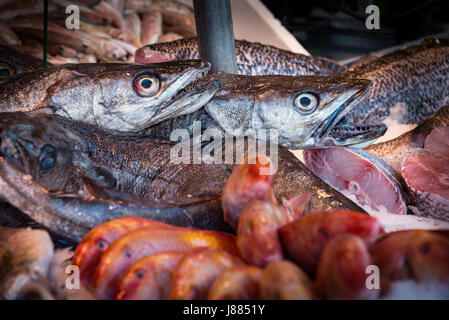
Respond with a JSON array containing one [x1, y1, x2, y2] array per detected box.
[[261, 0, 449, 61]]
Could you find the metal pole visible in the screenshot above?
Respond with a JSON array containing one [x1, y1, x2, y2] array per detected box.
[[193, 0, 237, 74], [43, 0, 48, 68]]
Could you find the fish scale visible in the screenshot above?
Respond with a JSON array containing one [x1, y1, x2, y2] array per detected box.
[[140, 37, 347, 76], [342, 38, 449, 124]]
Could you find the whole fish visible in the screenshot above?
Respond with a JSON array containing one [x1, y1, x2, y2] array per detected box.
[[93, 228, 239, 299], [115, 250, 185, 300], [370, 230, 449, 289], [222, 155, 276, 231], [72, 217, 163, 287], [169, 248, 243, 300], [143, 72, 386, 149], [208, 266, 263, 300], [0, 112, 366, 241], [279, 210, 382, 274], [0, 44, 45, 83], [237, 200, 285, 267], [341, 38, 449, 125], [135, 37, 347, 76], [315, 234, 380, 300], [0, 60, 217, 132], [259, 260, 316, 300], [0, 226, 54, 300], [0, 112, 232, 242]]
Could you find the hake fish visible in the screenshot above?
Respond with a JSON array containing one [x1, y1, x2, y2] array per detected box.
[[341, 38, 449, 125], [0, 112, 363, 241], [135, 37, 347, 76], [0, 60, 217, 132], [143, 72, 387, 149]]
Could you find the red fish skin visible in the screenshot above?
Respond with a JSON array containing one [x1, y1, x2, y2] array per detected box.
[[92, 228, 238, 300], [208, 266, 263, 300], [279, 210, 382, 274], [169, 248, 244, 300], [115, 250, 185, 300], [259, 260, 316, 300], [370, 230, 449, 288], [222, 155, 276, 231], [237, 200, 285, 267], [315, 234, 380, 300], [72, 217, 165, 287]]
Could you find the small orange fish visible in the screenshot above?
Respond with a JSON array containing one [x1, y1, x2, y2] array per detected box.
[[170, 248, 244, 300], [208, 266, 263, 300], [315, 234, 380, 300], [72, 217, 165, 287], [279, 210, 382, 274], [115, 250, 185, 300], [370, 230, 449, 288], [237, 200, 285, 266], [260, 260, 316, 300], [222, 155, 276, 230], [93, 228, 238, 300]]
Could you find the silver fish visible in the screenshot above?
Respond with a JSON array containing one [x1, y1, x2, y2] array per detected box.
[[0, 60, 217, 132], [143, 72, 386, 149]]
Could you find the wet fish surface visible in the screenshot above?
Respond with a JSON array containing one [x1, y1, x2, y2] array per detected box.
[[0, 112, 363, 241], [142, 72, 386, 149], [0, 44, 45, 83], [136, 37, 347, 76], [0, 226, 54, 300], [340, 38, 449, 125], [365, 106, 449, 173], [0, 60, 216, 132], [305, 107, 449, 223]]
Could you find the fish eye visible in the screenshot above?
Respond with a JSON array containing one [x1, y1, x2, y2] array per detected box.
[[294, 93, 319, 114], [136, 270, 145, 279], [133, 73, 160, 97], [39, 144, 57, 175]]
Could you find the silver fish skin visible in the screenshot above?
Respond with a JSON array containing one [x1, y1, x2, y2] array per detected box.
[[0, 60, 217, 132], [135, 37, 347, 76], [341, 38, 449, 125], [0, 112, 363, 241], [143, 72, 386, 149], [0, 226, 54, 300]]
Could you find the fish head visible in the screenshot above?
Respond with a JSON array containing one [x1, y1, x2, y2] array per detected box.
[[0, 112, 80, 191], [206, 75, 386, 149], [50, 60, 218, 132]]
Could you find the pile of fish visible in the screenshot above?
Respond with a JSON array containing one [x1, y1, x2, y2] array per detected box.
[[0, 0, 196, 64], [67, 158, 449, 300], [0, 8, 449, 299]]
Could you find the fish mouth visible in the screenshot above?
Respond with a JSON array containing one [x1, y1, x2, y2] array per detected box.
[[314, 80, 387, 147]]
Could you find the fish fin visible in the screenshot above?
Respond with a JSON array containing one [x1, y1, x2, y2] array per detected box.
[[81, 176, 136, 203], [282, 192, 312, 222]]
